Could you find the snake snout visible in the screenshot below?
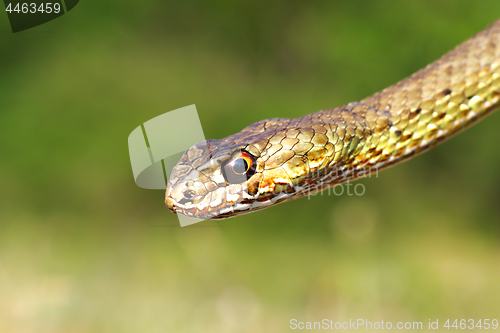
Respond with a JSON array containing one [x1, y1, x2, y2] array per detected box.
[[165, 178, 207, 214], [165, 183, 177, 213]]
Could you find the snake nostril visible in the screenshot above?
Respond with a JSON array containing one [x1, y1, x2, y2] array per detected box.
[[183, 189, 196, 199]]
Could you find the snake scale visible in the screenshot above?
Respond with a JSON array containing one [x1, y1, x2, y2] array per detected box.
[[165, 19, 500, 220]]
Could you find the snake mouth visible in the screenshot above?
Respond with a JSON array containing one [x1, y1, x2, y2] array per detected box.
[[167, 196, 286, 220], [164, 191, 255, 220], [165, 203, 234, 220]]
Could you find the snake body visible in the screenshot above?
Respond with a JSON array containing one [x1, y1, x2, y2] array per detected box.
[[165, 20, 500, 219]]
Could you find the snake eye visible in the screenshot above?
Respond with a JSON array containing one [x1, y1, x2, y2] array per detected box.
[[222, 151, 256, 184]]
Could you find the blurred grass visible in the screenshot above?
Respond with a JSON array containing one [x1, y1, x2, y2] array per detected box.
[[1, 1, 500, 332]]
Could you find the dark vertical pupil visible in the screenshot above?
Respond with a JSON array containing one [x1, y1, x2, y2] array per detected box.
[[232, 158, 249, 174]]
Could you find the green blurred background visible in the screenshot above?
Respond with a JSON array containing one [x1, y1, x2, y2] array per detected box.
[[1, 1, 500, 332]]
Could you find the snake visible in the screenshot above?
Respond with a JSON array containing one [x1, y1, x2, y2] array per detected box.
[[165, 19, 500, 220]]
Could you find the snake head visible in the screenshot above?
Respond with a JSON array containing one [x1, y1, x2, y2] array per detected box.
[[164, 119, 315, 219], [164, 139, 265, 219], [165, 116, 342, 219]]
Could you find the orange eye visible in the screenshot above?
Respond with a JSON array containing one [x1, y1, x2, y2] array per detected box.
[[222, 151, 256, 184], [230, 153, 253, 174]]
